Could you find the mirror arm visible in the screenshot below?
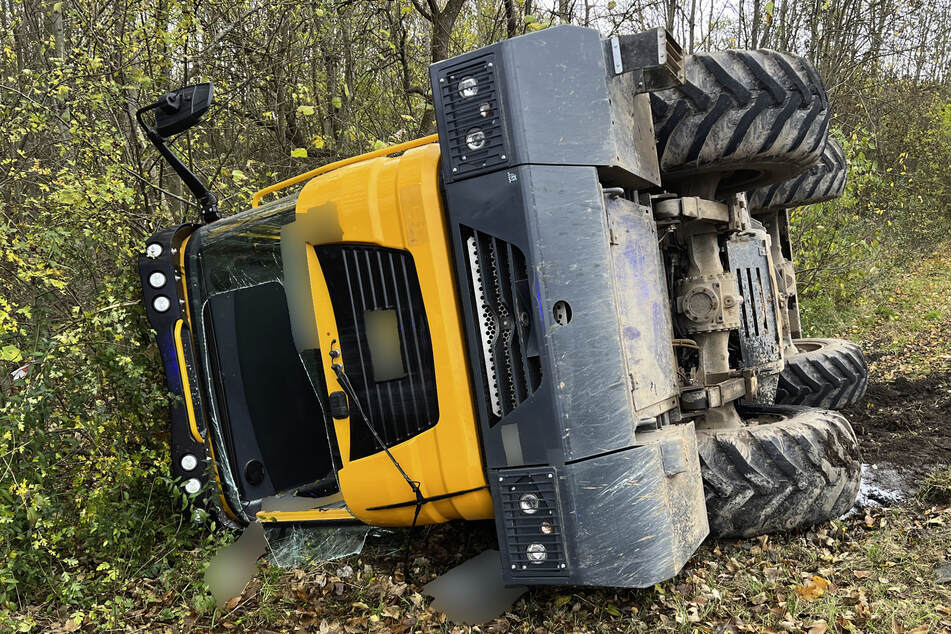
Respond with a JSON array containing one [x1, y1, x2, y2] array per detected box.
[[136, 103, 220, 223]]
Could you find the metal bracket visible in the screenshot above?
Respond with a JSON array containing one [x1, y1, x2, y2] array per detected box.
[[603, 27, 685, 93], [653, 196, 730, 223], [727, 192, 752, 233], [680, 375, 758, 411]]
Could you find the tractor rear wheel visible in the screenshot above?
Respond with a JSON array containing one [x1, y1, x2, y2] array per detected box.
[[775, 338, 868, 410], [650, 49, 830, 197], [697, 404, 861, 538], [748, 139, 848, 213]]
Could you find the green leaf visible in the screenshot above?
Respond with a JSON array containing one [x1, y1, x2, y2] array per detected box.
[[1, 345, 22, 362], [290, 148, 308, 158], [296, 105, 315, 116], [332, 96, 342, 109], [230, 169, 247, 182]]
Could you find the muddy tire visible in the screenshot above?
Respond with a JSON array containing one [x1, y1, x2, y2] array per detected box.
[[776, 338, 868, 410], [650, 49, 830, 196], [748, 139, 847, 213], [698, 405, 861, 538]]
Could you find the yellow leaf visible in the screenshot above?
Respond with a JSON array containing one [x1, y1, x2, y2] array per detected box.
[[796, 575, 830, 600], [311, 136, 325, 149], [290, 148, 308, 158], [297, 105, 315, 116]]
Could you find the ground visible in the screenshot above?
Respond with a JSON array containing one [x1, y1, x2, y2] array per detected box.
[[32, 254, 951, 633]]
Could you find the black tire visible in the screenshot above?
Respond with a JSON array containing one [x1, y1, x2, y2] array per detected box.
[[650, 49, 830, 196], [698, 405, 861, 538], [748, 139, 847, 212], [776, 338, 868, 409]]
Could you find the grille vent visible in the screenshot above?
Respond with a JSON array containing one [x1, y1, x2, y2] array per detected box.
[[463, 227, 541, 424], [437, 54, 508, 180], [498, 468, 569, 577], [726, 236, 783, 367], [315, 245, 438, 460]]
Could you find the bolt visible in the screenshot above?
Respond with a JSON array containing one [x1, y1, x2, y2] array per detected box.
[[500, 154, 506, 160]]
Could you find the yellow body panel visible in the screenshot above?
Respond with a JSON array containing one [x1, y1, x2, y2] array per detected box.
[[256, 507, 356, 523], [252, 135, 439, 208], [279, 142, 493, 526]]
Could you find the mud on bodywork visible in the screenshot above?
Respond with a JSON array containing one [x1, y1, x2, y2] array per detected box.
[[433, 25, 707, 587]]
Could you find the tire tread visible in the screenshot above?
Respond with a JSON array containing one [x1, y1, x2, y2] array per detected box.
[[698, 405, 861, 537]]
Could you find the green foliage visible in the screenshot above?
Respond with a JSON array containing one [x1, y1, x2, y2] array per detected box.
[[793, 84, 951, 333], [0, 8, 224, 620]]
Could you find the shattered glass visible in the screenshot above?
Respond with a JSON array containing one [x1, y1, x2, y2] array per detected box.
[[183, 194, 324, 523], [265, 525, 375, 568]]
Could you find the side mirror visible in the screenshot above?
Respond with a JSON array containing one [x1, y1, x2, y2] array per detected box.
[[154, 82, 214, 138]]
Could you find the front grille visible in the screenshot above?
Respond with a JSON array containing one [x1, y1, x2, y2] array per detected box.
[[437, 54, 508, 180], [498, 468, 569, 577], [726, 235, 783, 367], [463, 227, 541, 424], [315, 245, 438, 461]]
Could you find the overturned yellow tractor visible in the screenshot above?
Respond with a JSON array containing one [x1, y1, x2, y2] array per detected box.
[[138, 25, 863, 589]]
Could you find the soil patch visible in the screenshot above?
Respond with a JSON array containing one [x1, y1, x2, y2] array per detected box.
[[844, 367, 951, 478]]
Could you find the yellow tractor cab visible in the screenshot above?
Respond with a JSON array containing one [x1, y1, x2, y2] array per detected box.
[[139, 25, 711, 588]]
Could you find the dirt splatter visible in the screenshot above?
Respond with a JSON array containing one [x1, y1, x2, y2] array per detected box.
[[844, 368, 951, 480]]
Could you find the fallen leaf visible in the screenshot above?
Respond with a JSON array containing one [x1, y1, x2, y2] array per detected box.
[[764, 566, 783, 581], [808, 620, 829, 634], [854, 570, 873, 579], [796, 575, 830, 601]]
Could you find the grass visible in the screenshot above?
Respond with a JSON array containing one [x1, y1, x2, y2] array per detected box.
[[817, 250, 951, 381], [127, 502, 948, 633], [10, 259, 951, 633]]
